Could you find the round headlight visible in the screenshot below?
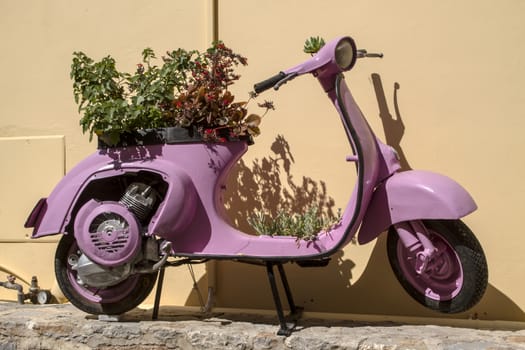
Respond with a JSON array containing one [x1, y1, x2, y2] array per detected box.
[[335, 37, 357, 71]]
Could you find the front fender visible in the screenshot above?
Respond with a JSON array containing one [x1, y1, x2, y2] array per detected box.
[[358, 170, 477, 244]]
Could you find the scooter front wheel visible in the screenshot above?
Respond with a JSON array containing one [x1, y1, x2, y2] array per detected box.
[[54, 234, 158, 315], [387, 220, 488, 313]]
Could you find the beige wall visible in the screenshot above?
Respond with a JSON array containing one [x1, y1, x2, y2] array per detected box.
[[216, 0, 525, 321], [1, 0, 524, 323]]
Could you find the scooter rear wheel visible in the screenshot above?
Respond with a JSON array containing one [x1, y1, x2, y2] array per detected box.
[[387, 219, 487, 313], [55, 234, 158, 315]]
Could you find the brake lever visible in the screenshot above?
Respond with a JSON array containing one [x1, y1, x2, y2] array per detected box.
[[357, 49, 383, 59], [274, 72, 298, 91]]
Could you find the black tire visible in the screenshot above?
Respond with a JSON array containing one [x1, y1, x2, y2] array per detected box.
[[387, 220, 488, 313], [55, 234, 158, 315]]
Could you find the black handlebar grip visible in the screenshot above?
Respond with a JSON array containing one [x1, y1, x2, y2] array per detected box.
[[253, 72, 286, 94]]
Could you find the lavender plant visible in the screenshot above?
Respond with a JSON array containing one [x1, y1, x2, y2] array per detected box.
[[248, 206, 342, 242]]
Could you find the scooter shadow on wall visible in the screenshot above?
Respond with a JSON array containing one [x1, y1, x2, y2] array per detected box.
[[370, 73, 411, 171], [355, 73, 525, 321], [183, 75, 525, 323]]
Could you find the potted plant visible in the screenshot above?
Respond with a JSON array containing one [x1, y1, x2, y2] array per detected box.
[[70, 42, 273, 147]]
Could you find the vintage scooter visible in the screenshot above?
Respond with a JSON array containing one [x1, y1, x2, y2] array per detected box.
[[25, 36, 487, 335]]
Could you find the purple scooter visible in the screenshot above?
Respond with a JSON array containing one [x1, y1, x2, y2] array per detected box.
[[25, 36, 487, 335]]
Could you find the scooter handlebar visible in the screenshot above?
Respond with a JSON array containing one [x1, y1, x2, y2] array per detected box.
[[253, 72, 299, 94], [253, 72, 286, 94]]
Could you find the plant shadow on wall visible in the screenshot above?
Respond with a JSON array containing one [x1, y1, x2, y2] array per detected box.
[[206, 131, 401, 315], [214, 134, 357, 309], [223, 134, 339, 234]]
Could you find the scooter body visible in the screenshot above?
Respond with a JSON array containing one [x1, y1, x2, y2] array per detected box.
[[25, 36, 487, 335], [27, 98, 475, 258], [26, 83, 476, 255]]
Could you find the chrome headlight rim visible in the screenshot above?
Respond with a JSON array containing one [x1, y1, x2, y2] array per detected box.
[[334, 37, 357, 71]]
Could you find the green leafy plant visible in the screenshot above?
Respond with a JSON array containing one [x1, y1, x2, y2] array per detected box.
[[248, 206, 342, 242], [71, 42, 273, 145], [303, 36, 326, 54]]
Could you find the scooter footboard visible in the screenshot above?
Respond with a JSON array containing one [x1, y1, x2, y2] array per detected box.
[[358, 170, 477, 244]]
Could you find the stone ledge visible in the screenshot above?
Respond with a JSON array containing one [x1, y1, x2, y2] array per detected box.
[[1, 302, 525, 350]]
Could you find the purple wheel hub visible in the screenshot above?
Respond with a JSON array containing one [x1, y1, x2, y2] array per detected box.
[[74, 200, 141, 267], [396, 229, 464, 301]]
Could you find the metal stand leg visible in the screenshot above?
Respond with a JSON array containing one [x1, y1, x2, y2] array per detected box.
[[152, 268, 165, 320], [266, 262, 303, 336], [277, 263, 300, 317]]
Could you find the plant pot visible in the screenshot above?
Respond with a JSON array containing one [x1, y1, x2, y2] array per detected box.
[[97, 126, 253, 149]]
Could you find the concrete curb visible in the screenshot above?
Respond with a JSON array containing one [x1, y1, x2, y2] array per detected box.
[[1, 302, 524, 349]]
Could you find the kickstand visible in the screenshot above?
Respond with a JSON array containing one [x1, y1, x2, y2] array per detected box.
[[265, 262, 303, 336], [152, 267, 165, 320]]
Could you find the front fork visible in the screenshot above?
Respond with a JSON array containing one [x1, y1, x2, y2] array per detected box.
[[394, 221, 437, 275]]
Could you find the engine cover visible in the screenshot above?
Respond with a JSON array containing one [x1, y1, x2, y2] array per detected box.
[[74, 200, 142, 267], [72, 253, 131, 288]]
